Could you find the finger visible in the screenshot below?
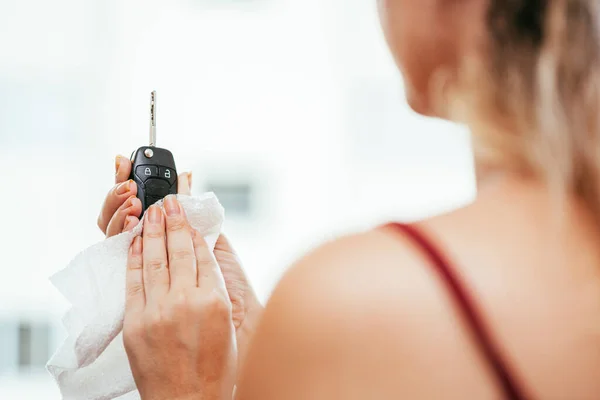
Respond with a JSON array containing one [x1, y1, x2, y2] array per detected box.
[[177, 172, 192, 195], [115, 155, 132, 185], [125, 236, 145, 314], [192, 229, 227, 293], [214, 233, 237, 255], [106, 196, 142, 237], [163, 195, 197, 290], [143, 205, 170, 304], [97, 179, 137, 234], [123, 215, 140, 232]]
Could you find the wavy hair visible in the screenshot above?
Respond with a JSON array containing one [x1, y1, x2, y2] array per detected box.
[[444, 0, 600, 223]]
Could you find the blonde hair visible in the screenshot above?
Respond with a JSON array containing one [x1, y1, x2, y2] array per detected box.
[[446, 0, 600, 223]]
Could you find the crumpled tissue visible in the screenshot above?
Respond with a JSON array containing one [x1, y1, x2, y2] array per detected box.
[[46, 193, 225, 400]]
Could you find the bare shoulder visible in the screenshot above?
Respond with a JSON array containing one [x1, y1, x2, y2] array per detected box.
[[237, 228, 496, 399], [258, 179, 551, 333], [238, 178, 600, 399], [268, 178, 556, 325], [414, 178, 600, 398]]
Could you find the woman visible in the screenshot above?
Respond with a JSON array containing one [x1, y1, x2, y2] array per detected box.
[[98, 0, 600, 398]]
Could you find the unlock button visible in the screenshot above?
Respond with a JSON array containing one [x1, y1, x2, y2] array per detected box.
[[136, 165, 159, 182], [159, 167, 177, 185]]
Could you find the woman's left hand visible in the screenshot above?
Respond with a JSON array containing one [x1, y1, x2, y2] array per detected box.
[[123, 195, 237, 400]]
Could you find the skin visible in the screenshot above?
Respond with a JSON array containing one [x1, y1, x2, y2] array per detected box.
[[98, 156, 263, 371], [123, 199, 236, 400], [100, 0, 600, 398]]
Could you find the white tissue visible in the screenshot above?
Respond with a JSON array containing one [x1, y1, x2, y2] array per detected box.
[[47, 193, 225, 400]]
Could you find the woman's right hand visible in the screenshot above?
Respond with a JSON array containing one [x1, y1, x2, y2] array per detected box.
[[98, 155, 264, 366], [124, 200, 237, 400]]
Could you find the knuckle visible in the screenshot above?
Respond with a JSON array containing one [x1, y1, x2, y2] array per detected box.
[[166, 217, 187, 233], [145, 309, 166, 329], [126, 282, 144, 298], [119, 205, 132, 216], [169, 291, 192, 314], [111, 184, 121, 195], [204, 291, 232, 316], [173, 290, 189, 306], [196, 255, 216, 271], [169, 249, 195, 263], [146, 258, 167, 272], [127, 256, 143, 271], [144, 230, 165, 239]]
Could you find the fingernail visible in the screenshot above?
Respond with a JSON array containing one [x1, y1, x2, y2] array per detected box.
[[164, 195, 180, 216], [124, 195, 136, 208], [115, 155, 124, 173], [148, 205, 161, 223], [132, 236, 142, 255], [117, 180, 131, 195]]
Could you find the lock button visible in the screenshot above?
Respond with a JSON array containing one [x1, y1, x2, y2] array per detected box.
[[159, 167, 177, 185], [135, 165, 159, 182]]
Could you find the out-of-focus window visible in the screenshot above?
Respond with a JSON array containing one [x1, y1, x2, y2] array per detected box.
[[206, 181, 254, 217], [18, 321, 52, 370]]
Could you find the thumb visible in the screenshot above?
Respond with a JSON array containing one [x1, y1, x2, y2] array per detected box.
[[115, 155, 132, 184], [215, 233, 238, 255], [177, 172, 192, 195]]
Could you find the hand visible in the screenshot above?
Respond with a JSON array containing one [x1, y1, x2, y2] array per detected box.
[[212, 235, 263, 370], [124, 196, 236, 400], [98, 155, 263, 366], [97, 155, 192, 238]]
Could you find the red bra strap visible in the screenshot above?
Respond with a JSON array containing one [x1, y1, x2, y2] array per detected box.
[[385, 223, 528, 400]]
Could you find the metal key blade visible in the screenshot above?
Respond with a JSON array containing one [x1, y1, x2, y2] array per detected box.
[[149, 90, 156, 147]]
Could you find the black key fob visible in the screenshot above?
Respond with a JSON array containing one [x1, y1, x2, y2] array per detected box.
[[129, 146, 178, 216], [129, 91, 177, 217]]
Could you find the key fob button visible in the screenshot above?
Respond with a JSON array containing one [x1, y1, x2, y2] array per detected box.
[[144, 178, 171, 196], [159, 167, 177, 185], [136, 165, 159, 182]]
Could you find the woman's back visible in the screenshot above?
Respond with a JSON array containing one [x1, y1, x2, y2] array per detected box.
[[235, 1, 600, 398], [237, 176, 600, 399], [417, 176, 600, 398]]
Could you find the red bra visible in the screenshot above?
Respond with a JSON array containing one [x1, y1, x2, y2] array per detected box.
[[386, 223, 528, 400]]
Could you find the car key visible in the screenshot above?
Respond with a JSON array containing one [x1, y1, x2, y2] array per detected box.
[[129, 90, 178, 217]]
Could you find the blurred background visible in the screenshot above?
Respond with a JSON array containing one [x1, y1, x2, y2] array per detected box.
[[0, 0, 476, 398]]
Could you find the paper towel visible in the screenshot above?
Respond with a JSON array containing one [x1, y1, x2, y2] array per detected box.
[[47, 193, 225, 400]]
